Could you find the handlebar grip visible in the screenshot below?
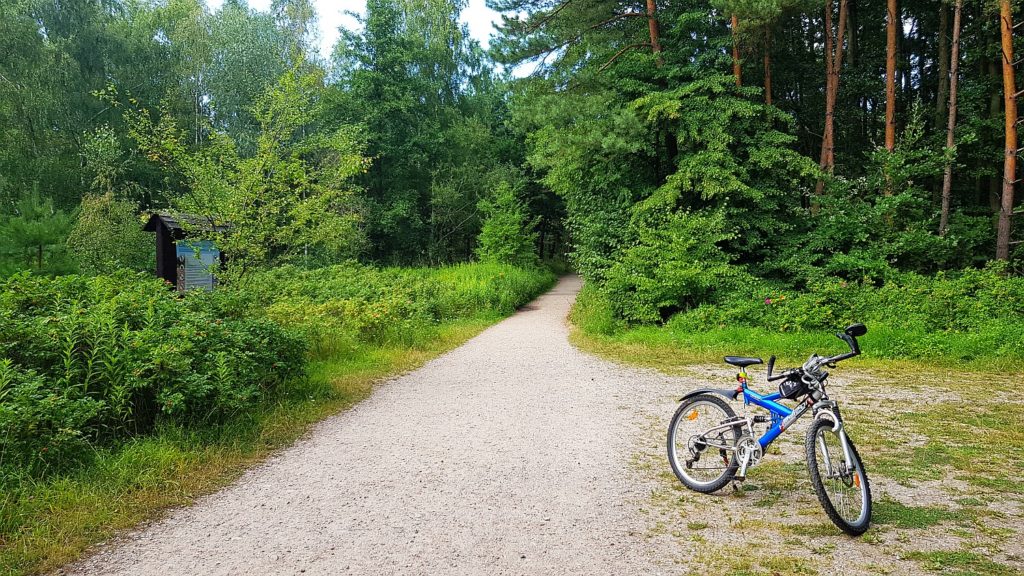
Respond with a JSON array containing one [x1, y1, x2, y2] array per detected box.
[[766, 355, 776, 379], [767, 373, 788, 382], [837, 332, 861, 356]]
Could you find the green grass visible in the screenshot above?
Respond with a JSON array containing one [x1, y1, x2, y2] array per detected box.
[[903, 551, 1023, 576], [570, 281, 1024, 576], [0, 264, 558, 576], [570, 283, 1024, 371], [873, 498, 958, 529]]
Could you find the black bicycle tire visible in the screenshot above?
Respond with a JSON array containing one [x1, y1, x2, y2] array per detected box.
[[667, 394, 740, 493], [805, 418, 872, 535]]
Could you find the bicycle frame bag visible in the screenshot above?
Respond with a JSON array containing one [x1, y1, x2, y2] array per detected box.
[[778, 375, 809, 399]]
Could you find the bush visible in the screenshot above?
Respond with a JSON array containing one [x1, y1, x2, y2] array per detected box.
[[236, 262, 555, 358], [569, 284, 621, 336], [0, 360, 102, 474], [602, 200, 750, 323], [1, 262, 555, 478], [659, 260, 1019, 350], [475, 182, 540, 267], [0, 271, 306, 473], [66, 193, 153, 275]]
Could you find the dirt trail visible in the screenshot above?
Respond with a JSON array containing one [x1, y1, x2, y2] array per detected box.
[[63, 276, 696, 576]]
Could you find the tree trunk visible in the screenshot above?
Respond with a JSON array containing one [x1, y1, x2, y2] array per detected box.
[[939, 0, 963, 236], [646, 0, 663, 67], [732, 13, 742, 86], [937, 3, 950, 128], [997, 0, 1018, 260], [885, 0, 898, 153], [882, 0, 898, 198], [814, 0, 849, 204]]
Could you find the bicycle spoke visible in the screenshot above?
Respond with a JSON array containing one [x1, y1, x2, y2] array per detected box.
[[815, 427, 865, 525], [669, 398, 738, 489]]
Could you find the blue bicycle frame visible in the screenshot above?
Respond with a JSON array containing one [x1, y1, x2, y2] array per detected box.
[[736, 370, 810, 450]]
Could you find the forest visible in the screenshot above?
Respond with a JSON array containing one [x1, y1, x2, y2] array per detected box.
[[2, 0, 1024, 572], [3, 0, 1024, 287]]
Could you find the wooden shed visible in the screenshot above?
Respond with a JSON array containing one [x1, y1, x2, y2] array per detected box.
[[143, 212, 229, 291]]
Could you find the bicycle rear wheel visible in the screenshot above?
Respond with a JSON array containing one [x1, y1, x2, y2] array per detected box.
[[667, 394, 740, 493], [805, 418, 872, 535]]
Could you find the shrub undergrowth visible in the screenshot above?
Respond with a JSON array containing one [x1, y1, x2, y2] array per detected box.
[[0, 262, 555, 575], [573, 262, 1024, 367]]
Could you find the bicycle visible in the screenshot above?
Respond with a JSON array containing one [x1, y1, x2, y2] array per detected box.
[[666, 323, 872, 535]]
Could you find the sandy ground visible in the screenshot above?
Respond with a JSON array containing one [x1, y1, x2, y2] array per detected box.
[[62, 276, 700, 576]]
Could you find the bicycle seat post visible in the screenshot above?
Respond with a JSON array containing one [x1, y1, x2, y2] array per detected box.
[[735, 369, 748, 395]]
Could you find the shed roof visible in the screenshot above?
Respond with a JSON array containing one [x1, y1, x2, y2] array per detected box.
[[143, 212, 232, 234]]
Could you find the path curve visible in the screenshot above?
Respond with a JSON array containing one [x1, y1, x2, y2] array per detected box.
[[63, 276, 684, 576]]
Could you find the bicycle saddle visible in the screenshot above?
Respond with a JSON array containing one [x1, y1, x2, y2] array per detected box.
[[724, 356, 763, 368]]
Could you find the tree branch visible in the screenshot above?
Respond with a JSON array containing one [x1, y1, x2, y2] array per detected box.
[[599, 42, 651, 72], [589, 12, 647, 31], [519, 11, 648, 68], [526, 0, 575, 33]]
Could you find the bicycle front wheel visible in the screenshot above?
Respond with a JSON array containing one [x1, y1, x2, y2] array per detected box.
[[667, 394, 739, 493], [806, 418, 872, 535]]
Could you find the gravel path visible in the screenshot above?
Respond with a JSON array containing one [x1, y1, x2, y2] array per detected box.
[[63, 276, 690, 576]]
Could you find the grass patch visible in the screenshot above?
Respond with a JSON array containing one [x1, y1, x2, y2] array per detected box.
[[570, 282, 1024, 371], [571, 279, 1024, 575], [570, 284, 1024, 492], [860, 397, 1023, 491], [903, 551, 1022, 576], [873, 498, 958, 529]]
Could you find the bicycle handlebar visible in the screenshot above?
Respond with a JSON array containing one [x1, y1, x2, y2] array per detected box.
[[764, 324, 866, 382]]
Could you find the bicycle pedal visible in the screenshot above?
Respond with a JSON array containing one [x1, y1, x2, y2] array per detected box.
[[753, 415, 769, 424]]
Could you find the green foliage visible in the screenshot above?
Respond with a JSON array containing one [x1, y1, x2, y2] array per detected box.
[[206, 1, 290, 153], [603, 202, 746, 323], [568, 284, 622, 337], [66, 194, 153, 275], [767, 110, 992, 284], [0, 189, 76, 276], [630, 75, 817, 263], [233, 262, 555, 358], [668, 262, 1023, 333], [127, 66, 369, 272], [0, 360, 103, 474], [475, 181, 539, 266], [0, 261, 552, 478], [513, 88, 649, 283], [0, 271, 306, 474], [327, 0, 543, 263]]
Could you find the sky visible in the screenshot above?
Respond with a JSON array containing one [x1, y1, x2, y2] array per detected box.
[[205, 0, 503, 58]]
